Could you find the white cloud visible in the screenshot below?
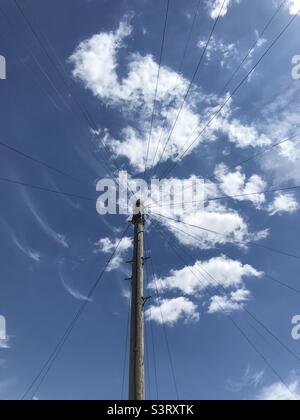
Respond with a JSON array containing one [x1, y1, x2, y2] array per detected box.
[[268, 193, 299, 215], [208, 288, 250, 314], [145, 297, 200, 326], [206, 0, 240, 19], [95, 236, 132, 271], [70, 18, 272, 173], [70, 18, 188, 112], [215, 164, 267, 207], [260, 87, 300, 184], [149, 256, 262, 295], [279, 140, 300, 162], [257, 374, 300, 400], [153, 201, 268, 250], [286, 0, 300, 15], [220, 118, 271, 149]]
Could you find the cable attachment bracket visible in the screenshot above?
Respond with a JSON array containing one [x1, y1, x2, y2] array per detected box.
[[142, 296, 152, 308]]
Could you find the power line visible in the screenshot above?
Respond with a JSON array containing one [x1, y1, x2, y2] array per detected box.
[[121, 301, 131, 400], [145, 231, 179, 400], [11, 0, 134, 195], [206, 185, 300, 203], [149, 211, 300, 261], [160, 9, 300, 180], [144, 254, 158, 400], [152, 0, 288, 180], [158, 131, 300, 199], [145, 318, 152, 400], [151, 220, 298, 397], [146, 184, 300, 211], [149, 305, 159, 401], [0, 176, 95, 202], [0, 6, 73, 114], [21, 223, 131, 400], [149, 210, 300, 296], [193, 254, 300, 364], [144, 237, 159, 400], [0, 3, 115, 182], [153, 210, 300, 296], [152, 216, 300, 364], [219, 0, 288, 96], [153, 0, 227, 178], [0, 140, 87, 187], [150, 0, 202, 172], [264, 273, 300, 296], [144, 0, 171, 180], [211, 132, 300, 180]]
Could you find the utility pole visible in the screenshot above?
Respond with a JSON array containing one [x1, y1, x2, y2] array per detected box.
[[129, 200, 145, 401]]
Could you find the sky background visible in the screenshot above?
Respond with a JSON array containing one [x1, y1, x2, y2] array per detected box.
[[0, 0, 300, 400]]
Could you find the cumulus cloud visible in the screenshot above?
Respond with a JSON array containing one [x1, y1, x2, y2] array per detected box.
[[145, 297, 200, 326], [260, 87, 300, 184], [215, 164, 267, 207], [151, 200, 269, 250], [95, 236, 132, 271], [208, 288, 250, 314], [268, 193, 299, 216], [286, 0, 300, 15], [149, 256, 262, 295], [206, 0, 240, 19], [257, 373, 300, 400], [219, 117, 271, 149], [70, 18, 272, 173]]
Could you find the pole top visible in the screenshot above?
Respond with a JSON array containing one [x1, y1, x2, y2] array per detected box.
[[132, 199, 145, 224]]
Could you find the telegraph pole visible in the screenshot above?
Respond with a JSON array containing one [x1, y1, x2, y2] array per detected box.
[[129, 200, 145, 400]]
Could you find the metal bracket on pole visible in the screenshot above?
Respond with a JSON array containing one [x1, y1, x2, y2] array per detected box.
[[142, 296, 152, 308]]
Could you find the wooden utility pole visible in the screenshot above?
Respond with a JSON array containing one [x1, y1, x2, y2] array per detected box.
[[129, 200, 145, 400]]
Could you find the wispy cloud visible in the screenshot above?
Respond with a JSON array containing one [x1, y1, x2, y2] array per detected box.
[[59, 259, 92, 302], [21, 190, 69, 248], [11, 233, 42, 263], [227, 366, 264, 392]]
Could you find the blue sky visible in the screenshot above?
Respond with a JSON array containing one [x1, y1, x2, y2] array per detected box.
[[1, 0, 300, 400]]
